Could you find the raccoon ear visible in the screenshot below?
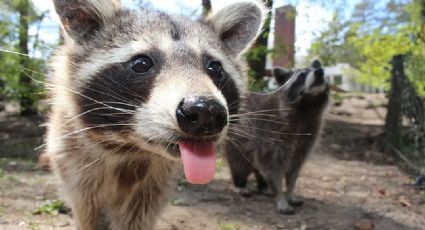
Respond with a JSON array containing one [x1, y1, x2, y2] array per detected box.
[[206, 1, 268, 57], [273, 67, 292, 86], [53, 0, 122, 41]]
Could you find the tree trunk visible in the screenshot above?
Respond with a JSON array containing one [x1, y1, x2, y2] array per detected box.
[[385, 55, 404, 149], [202, 0, 212, 16], [247, 0, 273, 80], [18, 0, 35, 115]]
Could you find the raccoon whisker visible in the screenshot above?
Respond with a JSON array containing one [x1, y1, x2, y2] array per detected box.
[[121, 143, 138, 156], [164, 141, 173, 156], [39, 136, 121, 170], [0, 48, 31, 57], [55, 107, 135, 131], [73, 135, 121, 151], [58, 124, 137, 140], [84, 109, 137, 116], [77, 65, 147, 103], [24, 66, 139, 106], [229, 113, 278, 118], [230, 117, 289, 126], [224, 138, 265, 175], [35, 110, 134, 150], [226, 99, 241, 109], [107, 140, 133, 155], [218, 77, 231, 92], [80, 140, 133, 172], [78, 103, 138, 114], [79, 158, 101, 172], [230, 108, 292, 117], [58, 58, 146, 103], [232, 124, 311, 136], [228, 128, 286, 143], [81, 83, 142, 106], [228, 128, 262, 142], [93, 101, 138, 108], [144, 132, 170, 145], [23, 71, 136, 114], [95, 113, 136, 117], [89, 69, 146, 103], [230, 116, 255, 129], [35, 124, 118, 151]]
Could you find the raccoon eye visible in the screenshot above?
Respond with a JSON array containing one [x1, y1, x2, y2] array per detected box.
[[131, 56, 154, 73], [207, 61, 225, 78]]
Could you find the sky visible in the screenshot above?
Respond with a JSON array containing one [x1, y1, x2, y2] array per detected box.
[[29, 0, 360, 61]]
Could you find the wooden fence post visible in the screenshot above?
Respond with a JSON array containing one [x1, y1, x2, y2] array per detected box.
[[385, 55, 404, 149]]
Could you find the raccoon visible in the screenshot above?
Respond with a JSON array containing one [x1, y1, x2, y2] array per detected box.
[[225, 60, 329, 214], [44, 0, 266, 229]]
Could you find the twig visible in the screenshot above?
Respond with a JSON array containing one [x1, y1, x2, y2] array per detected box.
[[384, 139, 424, 174]]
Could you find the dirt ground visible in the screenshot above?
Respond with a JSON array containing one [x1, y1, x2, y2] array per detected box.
[[0, 94, 424, 230]]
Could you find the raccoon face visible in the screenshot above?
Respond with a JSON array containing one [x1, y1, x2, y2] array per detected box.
[[53, 0, 266, 184], [273, 60, 329, 105]]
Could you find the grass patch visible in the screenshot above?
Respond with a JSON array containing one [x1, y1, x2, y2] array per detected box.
[[218, 223, 240, 230], [0, 157, 38, 170], [33, 200, 70, 216], [216, 156, 225, 172], [28, 222, 41, 230], [177, 178, 189, 189]]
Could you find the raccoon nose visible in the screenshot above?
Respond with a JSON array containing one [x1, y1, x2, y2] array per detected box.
[[176, 97, 228, 136], [313, 68, 325, 86]]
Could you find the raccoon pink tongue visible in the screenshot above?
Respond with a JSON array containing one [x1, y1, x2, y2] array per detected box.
[[179, 141, 216, 184]]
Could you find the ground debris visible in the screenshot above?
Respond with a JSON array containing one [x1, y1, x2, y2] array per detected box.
[[353, 219, 375, 230]]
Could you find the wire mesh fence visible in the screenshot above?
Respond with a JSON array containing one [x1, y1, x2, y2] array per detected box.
[[386, 54, 425, 174]]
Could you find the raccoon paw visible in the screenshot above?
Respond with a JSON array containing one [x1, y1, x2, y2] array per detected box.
[[278, 205, 296, 215], [258, 187, 274, 197], [277, 200, 296, 215], [235, 187, 252, 197], [288, 197, 303, 207]]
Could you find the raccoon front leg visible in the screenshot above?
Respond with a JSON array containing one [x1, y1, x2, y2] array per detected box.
[[254, 170, 268, 192], [255, 170, 274, 196], [229, 164, 252, 197], [226, 147, 254, 196], [285, 168, 304, 207], [267, 173, 295, 215]]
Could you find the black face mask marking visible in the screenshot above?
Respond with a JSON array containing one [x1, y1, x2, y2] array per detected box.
[[202, 54, 240, 117], [77, 50, 165, 132]]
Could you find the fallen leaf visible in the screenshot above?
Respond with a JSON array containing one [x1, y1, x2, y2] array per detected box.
[[275, 224, 285, 229], [399, 196, 411, 207], [171, 197, 190, 206], [353, 219, 374, 230]]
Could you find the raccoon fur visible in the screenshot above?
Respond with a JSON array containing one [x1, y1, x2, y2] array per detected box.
[[225, 60, 329, 214], [44, 0, 266, 229]]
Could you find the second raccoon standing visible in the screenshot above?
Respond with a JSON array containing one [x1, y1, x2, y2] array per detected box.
[[226, 61, 329, 214]]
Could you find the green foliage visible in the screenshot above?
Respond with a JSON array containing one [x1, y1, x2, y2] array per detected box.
[[0, 53, 46, 108], [348, 29, 413, 89], [308, 0, 425, 94], [32, 200, 70, 216], [0, 0, 48, 112], [245, 0, 273, 92]]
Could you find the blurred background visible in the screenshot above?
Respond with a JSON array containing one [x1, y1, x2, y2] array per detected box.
[[0, 0, 424, 229]]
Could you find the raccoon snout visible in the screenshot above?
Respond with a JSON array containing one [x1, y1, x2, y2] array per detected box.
[[176, 96, 227, 137], [312, 68, 325, 86]]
